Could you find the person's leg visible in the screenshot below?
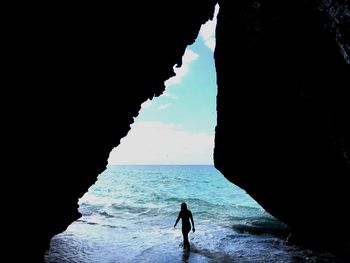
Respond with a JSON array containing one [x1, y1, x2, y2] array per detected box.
[[182, 227, 190, 251], [184, 233, 189, 250], [182, 228, 186, 249]]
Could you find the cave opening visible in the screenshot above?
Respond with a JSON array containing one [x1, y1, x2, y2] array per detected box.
[[44, 5, 290, 262]]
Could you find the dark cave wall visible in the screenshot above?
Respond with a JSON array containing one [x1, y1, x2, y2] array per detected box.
[[214, 0, 350, 248], [321, 0, 350, 63], [8, 1, 216, 261], [6, 0, 349, 261]]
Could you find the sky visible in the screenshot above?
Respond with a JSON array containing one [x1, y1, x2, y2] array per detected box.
[[108, 5, 219, 165]]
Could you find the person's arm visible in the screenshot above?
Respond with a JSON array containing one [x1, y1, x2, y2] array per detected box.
[[190, 211, 195, 232], [174, 212, 180, 228]]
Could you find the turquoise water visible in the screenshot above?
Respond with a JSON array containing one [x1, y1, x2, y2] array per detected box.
[[45, 165, 340, 262]]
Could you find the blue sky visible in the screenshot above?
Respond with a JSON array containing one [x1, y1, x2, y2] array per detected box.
[[109, 5, 219, 165]]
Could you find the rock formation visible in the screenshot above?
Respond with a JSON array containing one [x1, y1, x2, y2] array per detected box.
[[214, 0, 350, 250], [4, 0, 348, 261]]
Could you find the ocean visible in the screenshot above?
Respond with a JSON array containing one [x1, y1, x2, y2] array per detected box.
[[45, 165, 342, 262]]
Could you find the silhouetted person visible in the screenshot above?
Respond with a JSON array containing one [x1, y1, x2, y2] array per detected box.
[[174, 202, 195, 251]]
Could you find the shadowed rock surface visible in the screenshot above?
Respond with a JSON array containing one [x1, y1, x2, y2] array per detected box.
[[4, 0, 349, 261], [214, 0, 349, 251]]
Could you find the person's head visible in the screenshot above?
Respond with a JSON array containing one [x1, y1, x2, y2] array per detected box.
[[181, 202, 187, 211]]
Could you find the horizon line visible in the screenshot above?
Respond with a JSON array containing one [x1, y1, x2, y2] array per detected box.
[[108, 163, 214, 166]]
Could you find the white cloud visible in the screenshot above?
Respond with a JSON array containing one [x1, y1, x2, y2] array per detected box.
[[162, 91, 179, 99], [164, 49, 199, 87], [108, 121, 214, 164], [204, 38, 216, 52], [199, 4, 219, 52], [141, 99, 153, 109], [157, 103, 171, 110]]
